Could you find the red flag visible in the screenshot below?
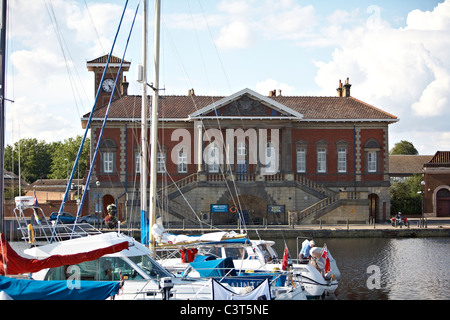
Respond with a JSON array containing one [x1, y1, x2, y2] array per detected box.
[[322, 244, 331, 274], [282, 245, 289, 270]]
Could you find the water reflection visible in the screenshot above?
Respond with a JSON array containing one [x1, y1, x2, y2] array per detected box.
[[276, 237, 450, 300]]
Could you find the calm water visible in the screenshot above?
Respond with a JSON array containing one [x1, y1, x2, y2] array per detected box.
[[275, 237, 450, 300], [10, 237, 450, 300]]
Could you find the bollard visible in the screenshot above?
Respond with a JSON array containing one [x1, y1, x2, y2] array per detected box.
[[346, 218, 349, 230], [320, 219, 322, 229]]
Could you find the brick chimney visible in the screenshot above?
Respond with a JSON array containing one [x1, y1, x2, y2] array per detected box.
[[269, 90, 276, 97], [337, 78, 351, 97], [121, 76, 129, 96], [336, 80, 343, 97], [343, 77, 351, 97], [188, 88, 195, 96]]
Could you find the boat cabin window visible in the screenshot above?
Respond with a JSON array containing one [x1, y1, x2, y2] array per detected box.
[[198, 247, 222, 259], [257, 244, 277, 263], [224, 247, 248, 260], [44, 256, 170, 281], [128, 255, 171, 279]]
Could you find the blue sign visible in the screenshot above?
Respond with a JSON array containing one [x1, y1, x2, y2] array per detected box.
[[267, 205, 285, 214], [211, 204, 229, 213]]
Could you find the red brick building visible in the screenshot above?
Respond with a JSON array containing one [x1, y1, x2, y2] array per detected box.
[[423, 151, 450, 217], [82, 56, 398, 226]]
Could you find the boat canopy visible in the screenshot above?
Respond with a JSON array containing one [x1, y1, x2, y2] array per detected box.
[[0, 276, 120, 300], [190, 257, 237, 277], [23, 232, 137, 259], [0, 233, 128, 275]]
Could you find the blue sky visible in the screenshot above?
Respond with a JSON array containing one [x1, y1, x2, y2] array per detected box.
[[5, 0, 450, 155]]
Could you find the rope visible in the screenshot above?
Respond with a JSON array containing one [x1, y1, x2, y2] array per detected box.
[[69, 1, 141, 239], [50, 0, 131, 243]]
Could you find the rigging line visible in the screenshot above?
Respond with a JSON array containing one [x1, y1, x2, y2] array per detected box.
[[43, 0, 84, 118], [197, 0, 233, 94], [82, 0, 106, 55], [190, 2, 257, 222], [70, 1, 141, 239], [159, 11, 248, 231], [160, 19, 246, 226], [50, 0, 131, 243]]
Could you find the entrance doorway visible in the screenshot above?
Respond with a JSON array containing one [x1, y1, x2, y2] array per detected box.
[[369, 193, 379, 222], [436, 188, 450, 217], [102, 194, 122, 220]]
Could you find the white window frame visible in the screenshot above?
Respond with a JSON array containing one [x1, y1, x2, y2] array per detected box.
[[207, 145, 220, 173], [135, 152, 140, 174], [368, 151, 377, 173], [237, 141, 247, 156], [296, 148, 306, 173], [177, 150, 188, 173], [103, 152, 114, 173], [157, 152, 166, 173], [337, 147, 347, 173], [317, 147, 327, 173], [265, 142, 279, 174]]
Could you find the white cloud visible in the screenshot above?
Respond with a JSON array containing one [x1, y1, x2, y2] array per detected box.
[[313, 2, 450, 106], [406, 1, 450, 31], [309, 0, 450, 153], [215, 21, 255, 50]]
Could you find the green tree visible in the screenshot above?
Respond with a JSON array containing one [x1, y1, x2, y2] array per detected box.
[[390, 140, 419, 155], [4, 136, 90, 184], [48, 136, 90, 180], [390, 174, 423, 215], [4, 138, 53, 183]]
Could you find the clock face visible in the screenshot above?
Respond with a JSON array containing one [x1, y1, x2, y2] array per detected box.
[[102, 79, 115, 92]]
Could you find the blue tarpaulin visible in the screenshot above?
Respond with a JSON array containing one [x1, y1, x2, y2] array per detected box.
[[190, 257, 237, 277], [189, 258, 286, 287], [0, 276, 120, 300]]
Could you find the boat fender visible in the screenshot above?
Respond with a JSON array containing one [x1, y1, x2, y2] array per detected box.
[[27, 224, 35, 244]]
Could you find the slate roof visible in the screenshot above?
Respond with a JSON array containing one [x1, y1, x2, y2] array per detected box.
[[82, 89, 398, 122]]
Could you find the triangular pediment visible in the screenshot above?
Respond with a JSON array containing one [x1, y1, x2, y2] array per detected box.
[[189, 88, 303, 120]]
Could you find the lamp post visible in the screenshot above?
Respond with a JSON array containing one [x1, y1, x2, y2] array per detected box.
[[96, 180, 101, 215], [421, 180, 425, 228]]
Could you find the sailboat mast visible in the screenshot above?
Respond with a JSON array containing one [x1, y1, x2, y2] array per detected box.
[[0, 0, 7, 234], [140, 0, 149, 244], [148, 0, 161, 255]]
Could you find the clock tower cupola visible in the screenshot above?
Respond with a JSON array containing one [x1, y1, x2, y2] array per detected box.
[[86, 55, 131, 108]]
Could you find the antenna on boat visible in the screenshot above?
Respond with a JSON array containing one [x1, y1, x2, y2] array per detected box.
[[139, 0, 160, 256], [0, 0, 7, 234], [139, 0, 149, 247], [148, 0, 161, 256]]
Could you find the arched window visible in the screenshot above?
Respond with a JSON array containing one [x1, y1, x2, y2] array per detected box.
[[437, 189, 450, 198], [100, 138, 117, 174], [364, 139, 380, 173]]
